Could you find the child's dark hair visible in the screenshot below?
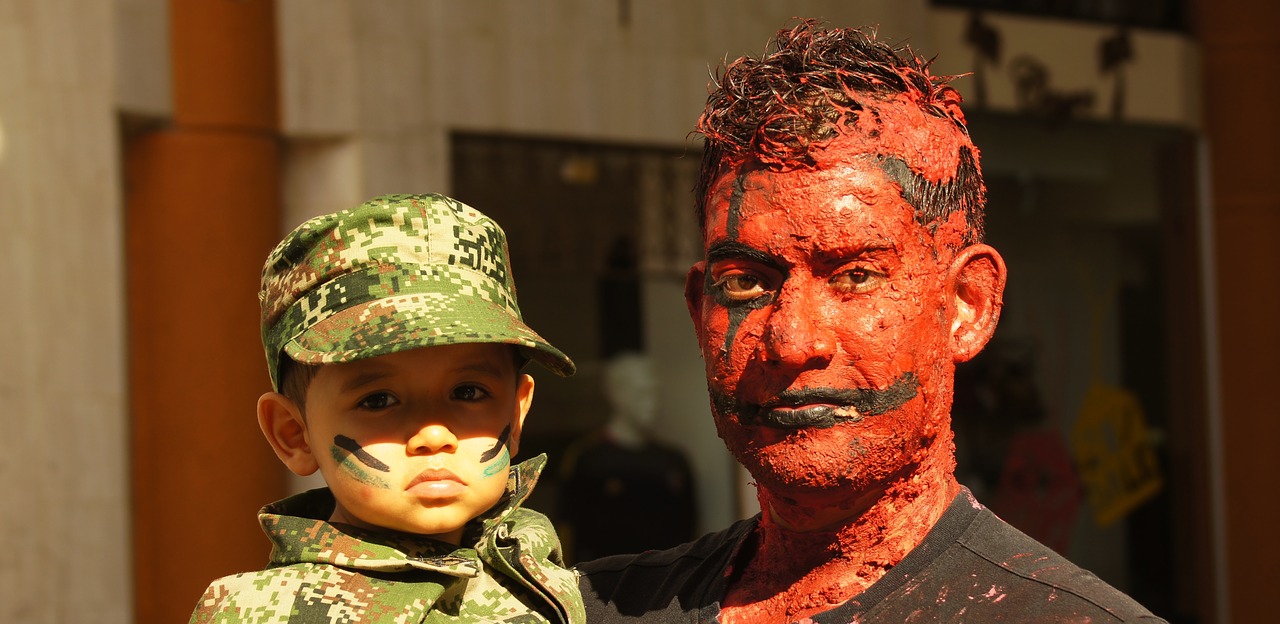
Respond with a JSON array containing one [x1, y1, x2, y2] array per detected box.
[[278, 358, 320, 412]]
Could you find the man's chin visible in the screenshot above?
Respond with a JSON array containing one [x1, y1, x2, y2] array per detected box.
[[720, 420, 921, 495], [726, 429, 869, 491]]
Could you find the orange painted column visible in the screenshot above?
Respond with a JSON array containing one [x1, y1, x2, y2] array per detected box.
[[1196, 1, 1280, 622], [127, 2, 285, 622]]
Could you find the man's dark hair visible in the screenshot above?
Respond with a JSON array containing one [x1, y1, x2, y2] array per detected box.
[[694, 20, 986, 246]]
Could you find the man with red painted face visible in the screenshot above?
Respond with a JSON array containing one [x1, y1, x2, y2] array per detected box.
[[576, 21, 1165, 624]]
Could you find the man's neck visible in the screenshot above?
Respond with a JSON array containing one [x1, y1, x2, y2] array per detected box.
[[720, 449, 959, 623]]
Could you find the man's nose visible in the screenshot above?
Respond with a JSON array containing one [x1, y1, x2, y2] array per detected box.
[[407, 423, 459, 455], [761, 284, 837, 369]]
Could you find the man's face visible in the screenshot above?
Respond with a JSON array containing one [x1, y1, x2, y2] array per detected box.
[[687, 151, 969, 506]]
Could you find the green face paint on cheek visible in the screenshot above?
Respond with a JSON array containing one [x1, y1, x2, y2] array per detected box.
[[481, 446, 510, 478], [330, 444, 392, 489], [479, 425, 512, 478]]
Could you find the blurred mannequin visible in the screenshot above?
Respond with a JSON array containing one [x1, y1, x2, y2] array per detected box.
[[559, 352, 696, 562], [601, 351, 659, 448]]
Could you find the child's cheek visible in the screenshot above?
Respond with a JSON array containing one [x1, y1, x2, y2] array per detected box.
[[481, 446, 510, 478], [479, 426, 512, 478], [330, 436, 392, 489]]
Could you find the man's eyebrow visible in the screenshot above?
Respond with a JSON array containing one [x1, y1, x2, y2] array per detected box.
[[706, 240, 778, 266], [814, 243, 899, 262]]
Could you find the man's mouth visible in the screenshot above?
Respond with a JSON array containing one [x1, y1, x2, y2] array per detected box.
[[714, 372, 920, 429]]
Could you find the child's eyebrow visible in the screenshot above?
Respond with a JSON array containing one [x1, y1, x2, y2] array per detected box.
[[454, 361, 508, 377], [339, 369, 392, 394]]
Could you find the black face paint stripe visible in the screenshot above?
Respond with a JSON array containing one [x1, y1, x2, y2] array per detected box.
[[710, 171, 772, 366], [479, 425, 511, 462], [726, 172, 747, 239], [723, 307, 749, 364], [334, 435, 391, 472], [776, 373, 921, 417], [877, 150, 983, 245], [712, 372, 923, 429], [704, 242, 782, 364], [719, 293, 775, 363]]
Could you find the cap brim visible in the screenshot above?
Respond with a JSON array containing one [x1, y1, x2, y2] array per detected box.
[[283, 293, 575, 376]]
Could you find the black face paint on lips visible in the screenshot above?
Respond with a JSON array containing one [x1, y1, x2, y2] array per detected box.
[[713, 372, 920, 429]]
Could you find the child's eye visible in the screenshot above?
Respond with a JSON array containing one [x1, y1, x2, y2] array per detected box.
[[357, 392, 399, 410], [452, 384, 492, 401]]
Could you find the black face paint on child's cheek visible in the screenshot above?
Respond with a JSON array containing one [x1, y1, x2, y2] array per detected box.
[[334, 435, 391, 472], [479, 425, 511, 462]]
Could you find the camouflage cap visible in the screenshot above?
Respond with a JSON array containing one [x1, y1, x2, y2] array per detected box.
[[260, 193, 575, 391]]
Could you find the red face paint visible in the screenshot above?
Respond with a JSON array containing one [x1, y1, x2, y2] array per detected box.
[[695, 150, 960, 507], [693, 67, 993, 624], [691, 96, 977, 520]]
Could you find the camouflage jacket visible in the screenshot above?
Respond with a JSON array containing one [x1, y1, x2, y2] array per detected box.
[[190, 455, 584, 624]]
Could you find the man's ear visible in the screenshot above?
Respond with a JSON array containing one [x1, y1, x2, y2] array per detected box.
[[948, 244, 1007, 362], [257, 392, 319, 476], [508, 374, 535, 457], [685, 261, 707, 338]]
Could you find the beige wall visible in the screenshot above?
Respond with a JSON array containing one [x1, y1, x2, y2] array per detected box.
[[929, 8, 1200, 128], [0, 1, 131, 622], [274, 0, 937, 225]]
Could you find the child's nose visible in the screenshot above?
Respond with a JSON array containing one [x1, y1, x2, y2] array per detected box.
[[407, 423, 458, 455]]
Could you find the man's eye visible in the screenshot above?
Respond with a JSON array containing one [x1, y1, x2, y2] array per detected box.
[[452, 385, 492, 401], [831, 268, 885, 293], [714, 273, 768, 301], [357, 392, 398, 410]]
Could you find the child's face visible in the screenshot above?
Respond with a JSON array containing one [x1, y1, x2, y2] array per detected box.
[[300, 343, 533, 543]]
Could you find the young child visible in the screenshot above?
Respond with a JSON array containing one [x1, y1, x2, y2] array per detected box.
[[189, 194, 585, 623]]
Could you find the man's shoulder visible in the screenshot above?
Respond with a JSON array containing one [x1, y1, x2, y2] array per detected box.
[[962, 511, 1162, 618], [576, 516, 757, 622], [895, 505, 1166, 622]]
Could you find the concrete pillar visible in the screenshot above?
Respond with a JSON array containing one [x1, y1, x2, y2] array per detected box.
[[127, 1, 285, 622], [1197, 0, 1280, 622]]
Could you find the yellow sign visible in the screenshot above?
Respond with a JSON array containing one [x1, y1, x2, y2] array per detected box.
[[1070, 383, 1162, 527]]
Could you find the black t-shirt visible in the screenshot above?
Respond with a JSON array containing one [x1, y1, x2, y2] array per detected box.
[[577, 489, 1167, 623]]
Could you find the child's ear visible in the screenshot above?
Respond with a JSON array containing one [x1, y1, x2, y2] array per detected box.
[[257, 392, 319, 476], [508, 374, 535, 457]]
